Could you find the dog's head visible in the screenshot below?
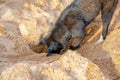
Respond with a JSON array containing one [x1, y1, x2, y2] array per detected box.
[[39, 35, 64, 56], [47, 41, 63, 56]]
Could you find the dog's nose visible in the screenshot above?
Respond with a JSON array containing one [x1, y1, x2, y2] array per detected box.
[[46, 49, 53, 56], [46, 47, 63, 56]]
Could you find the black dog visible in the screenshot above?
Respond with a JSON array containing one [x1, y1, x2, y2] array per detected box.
[[39, 0, 118, 56]]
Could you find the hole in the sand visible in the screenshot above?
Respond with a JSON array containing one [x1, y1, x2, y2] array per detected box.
[[28, 42, 47, 53]]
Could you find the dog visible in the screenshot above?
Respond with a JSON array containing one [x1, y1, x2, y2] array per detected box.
[[39, 0, 118, 56]]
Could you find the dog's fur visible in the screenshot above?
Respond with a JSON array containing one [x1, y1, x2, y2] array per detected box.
[[39, 0, 118, 56]]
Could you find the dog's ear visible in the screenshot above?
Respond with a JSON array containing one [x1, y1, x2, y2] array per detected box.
[[39, 35, 49, 44], [39, 35, 52, 46], [39, 38, 47, 45]]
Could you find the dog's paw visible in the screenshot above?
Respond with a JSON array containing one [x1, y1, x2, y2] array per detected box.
[[69, 45, 79, 50], [96, 36, 104, 44]]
